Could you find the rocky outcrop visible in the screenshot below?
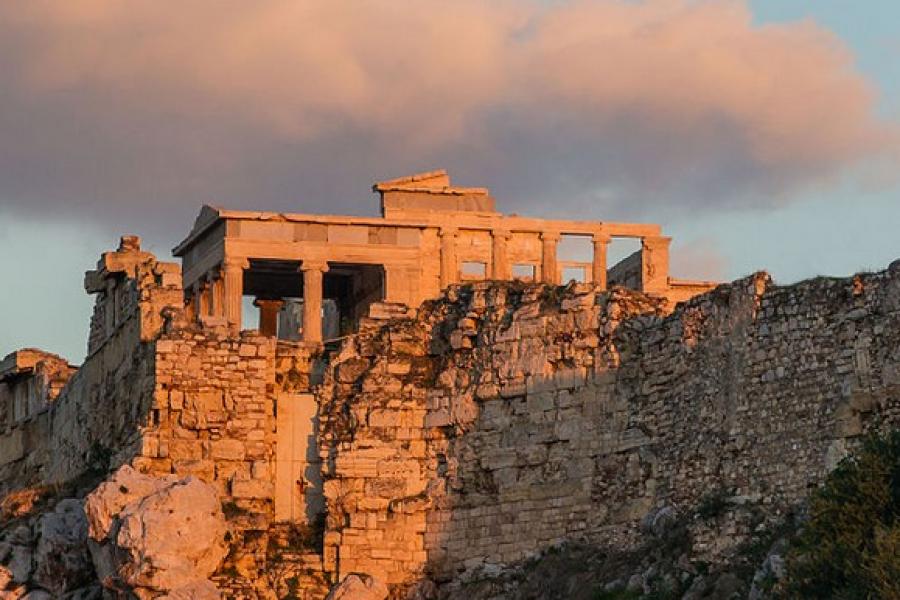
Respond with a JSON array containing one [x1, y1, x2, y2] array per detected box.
[[0, 496, 100, 599], [32, 498, 92, 594], [85, 466, 228, 598], [325, 573, 389, 600]]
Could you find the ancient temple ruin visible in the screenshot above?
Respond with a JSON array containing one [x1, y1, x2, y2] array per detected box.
[[17, 171, 893, 599], [174, 170, 715, 343]]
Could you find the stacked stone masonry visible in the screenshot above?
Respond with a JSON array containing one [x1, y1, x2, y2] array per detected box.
[[0, 234, 898, 597], [318, 264, 900, 594]]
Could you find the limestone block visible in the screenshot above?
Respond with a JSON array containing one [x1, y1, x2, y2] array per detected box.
[[231, 477, 273, 499], [84, 466, 227, 597], [32, 499, 93, 595], [325, 574, 388, 600], [0, 429, 26, 466], [209, 439, 245, 461]]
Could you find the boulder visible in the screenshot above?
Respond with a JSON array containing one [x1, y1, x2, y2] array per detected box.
[[0, 543, 32, 585], [85, 465, 179, 542], [32, 499, 93, 595], [85, 466, 227, 597], [326, 574, 389, 600]]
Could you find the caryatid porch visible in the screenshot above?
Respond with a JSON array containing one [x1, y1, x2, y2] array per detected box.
[[172, 170, 714, 343]]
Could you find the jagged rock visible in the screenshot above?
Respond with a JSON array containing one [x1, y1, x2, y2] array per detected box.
[[749, 538, 788, 600], [325, 573, 389, 600], [85, 465, 180, 541], [32, 499, 93, 595], [708, 572, 743, 599], [21, 591, 52, 600], [60, 586, 104, 600], [641, 505, 678, 538], [0, 564, 12, 589], [85, 466, 227, 597], [0, 543, 33, 585], [158, 579, 222, 599]]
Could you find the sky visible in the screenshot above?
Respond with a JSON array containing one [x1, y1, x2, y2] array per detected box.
[[1, 0, 898, 364]]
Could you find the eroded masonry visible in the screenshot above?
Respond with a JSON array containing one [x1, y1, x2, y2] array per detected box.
[[1, 171, 898, 599]]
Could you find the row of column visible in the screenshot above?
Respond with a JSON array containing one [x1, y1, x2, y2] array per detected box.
[[439, 228, 613, 289], [189, 258, 331, 343]]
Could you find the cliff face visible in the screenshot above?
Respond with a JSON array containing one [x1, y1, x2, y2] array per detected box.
[[318, 263, 900, 596], [1, 245, 899, 599]]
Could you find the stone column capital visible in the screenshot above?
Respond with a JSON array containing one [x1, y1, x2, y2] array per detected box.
[[299, 260, 329, 273], [492, 229, 513, 240], [540, 231, 561, 242], [439, 227, 458, 239], [253, 297, 285, 309], [222, 256, 250, 271], [642, 235, 672, 248], [592, 232, 611, 244]]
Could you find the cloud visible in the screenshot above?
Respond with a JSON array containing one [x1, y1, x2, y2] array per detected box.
[[0, 0, 894, 234], [669, 236, 728, 281]]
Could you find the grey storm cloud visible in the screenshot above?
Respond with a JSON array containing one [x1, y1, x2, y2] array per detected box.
[[0, 0, 896, 235]]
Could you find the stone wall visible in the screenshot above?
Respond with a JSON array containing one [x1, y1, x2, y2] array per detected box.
[[318, 262, 900, 594], [0, 238, 184, 491], [1, 232, 898, 599]]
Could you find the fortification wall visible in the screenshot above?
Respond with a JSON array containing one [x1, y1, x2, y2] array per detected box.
[[318, 262, 900, 593], [0, 240, 184, 491]]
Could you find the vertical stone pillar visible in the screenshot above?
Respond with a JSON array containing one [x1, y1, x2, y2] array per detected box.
[[540, 232, 560, 284], [222, 257, 249, 330], [195, 281, 210, 320], [254, 298, 284, 337], [439, 227, 458, 290], [209, 272, 225, 318], [491, 230, 512, 280], [301, 260, 329, 343], [205, 272, 218, 318], [592, 233, 610, 290], [185, 290, 197, 322], [640, 236, 671, 294]]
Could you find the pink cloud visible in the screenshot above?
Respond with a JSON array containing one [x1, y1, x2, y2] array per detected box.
[[669, 236, 728, 281], [0, 0, 894, 227]]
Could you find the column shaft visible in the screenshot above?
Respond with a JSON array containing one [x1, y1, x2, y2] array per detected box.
[[491, 230, 511, 280], [439, 228, 458, 289], [222, 257, 248, 329], [592, 234, 610, 290], [301, 261, 328, 343], [640, 236, 672, 294], [210, 274, 225, 318], [196, 281, 210, 319], [540, 232, 560, 284], [255, 298, 284, 337]]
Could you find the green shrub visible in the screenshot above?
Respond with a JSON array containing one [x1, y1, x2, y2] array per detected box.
[[778, 430, 900, 599]]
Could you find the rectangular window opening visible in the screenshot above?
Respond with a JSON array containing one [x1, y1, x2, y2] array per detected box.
[[512, 264, 536, 282], [461, 261, 487, 280], [562, 266, 586, 283]]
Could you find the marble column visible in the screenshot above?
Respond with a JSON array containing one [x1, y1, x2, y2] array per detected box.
[[540, 232, 560, 284], [640, 236, 671, 294], [206, 272, 220, 318], [209, 272, 226, 318], [255, 298, 284, 337], [301, 260, 329, 343], [491, 230, 512, 280], [592, 233, 610, 290], [439, 227, 458, 289], [196, 281, 210, 320], [222, 257, 249, 329]]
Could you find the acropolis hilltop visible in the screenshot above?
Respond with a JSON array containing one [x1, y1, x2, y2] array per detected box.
[[172, 170, 715, 343], [0, 171, 897, 600]]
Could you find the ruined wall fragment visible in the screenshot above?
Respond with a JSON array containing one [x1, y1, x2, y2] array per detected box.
[[317, 264, 900, 594]]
